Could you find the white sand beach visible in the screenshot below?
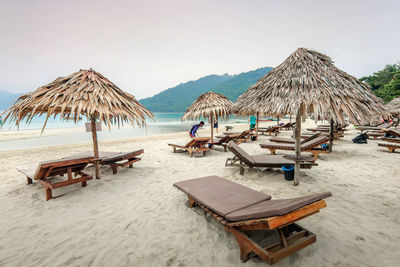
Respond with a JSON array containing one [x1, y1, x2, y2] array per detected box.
[[0, 120, 399, 267]]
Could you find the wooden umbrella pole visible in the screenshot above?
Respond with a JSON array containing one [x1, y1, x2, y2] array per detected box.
[[255, 112, 259, 140], [293, 108, 302, 186], [277, 116, 279, 126], [91, 117, 101, 179], [211, 113, 214, 140], [329, 118, 334, 153]]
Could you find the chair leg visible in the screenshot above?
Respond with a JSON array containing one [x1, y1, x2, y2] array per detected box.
[[45, 186, 52, 201], [112, 165, 118, 175], [240, 166, 244, 175], [82, 181, 87, 187], [129, 164, 133, 168], [27, 177, 33, 185], [311, 151, 318, 161]]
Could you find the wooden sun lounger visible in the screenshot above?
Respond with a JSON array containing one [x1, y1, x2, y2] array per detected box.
[[378, 142, 400, 153], [17, 157, 93, 200], [293, 132, 343, 140], [99, 150, 143, 174], [168, 137, 211, 157], [382, 137, 400, 143], [383, 128, 400, 137], [280, 122, 295, 130], [257, 126, 281, 136], [357, 122, 392, 132], [217, 130, 253, 144], [364, 129, 400, 140], [64, 150, 144, 174], [260, 136, 330, 161], [234, 129, 254, 143], [270, 133, 321, 144], [317, 123, 348, 128], [206, 135, 233, 152], [306, 127, 346, 134], [226, 141, 317, 175], [174, 176, 332, 265], [365, 131, 384, 140]]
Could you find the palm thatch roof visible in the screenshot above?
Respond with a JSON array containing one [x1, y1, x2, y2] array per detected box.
[[1, 69, 153, 130], [234, 48, 389, 124], [182, 91, 233, 121], [386, 97, 400, 115]]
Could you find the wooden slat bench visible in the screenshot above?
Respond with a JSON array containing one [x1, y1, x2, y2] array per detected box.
[[17, 157, 93, 200]]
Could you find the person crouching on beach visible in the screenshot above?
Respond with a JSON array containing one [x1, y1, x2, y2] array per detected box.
[[189, 121, 204, 137]]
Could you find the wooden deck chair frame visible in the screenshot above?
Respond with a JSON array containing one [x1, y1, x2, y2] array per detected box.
[[232, 130, 253, 144], [100, 149, 144, 174], [262, 137, 329, 161], [258, 126, 281, 136], [206, 135, 233, 152], [18, 157, 93, 201], [168, 137, 211, 157], [378, 142, 399, 153], [225, 156, 315, 175], [185, 195, 327, 265]]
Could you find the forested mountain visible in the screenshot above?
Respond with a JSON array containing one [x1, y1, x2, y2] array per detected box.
[[139, 74, 232, 112], [212, 67, 272, 101], [139, 67, 272, 112], [0, 90, 21, 110], [360, 64, 400, 102]]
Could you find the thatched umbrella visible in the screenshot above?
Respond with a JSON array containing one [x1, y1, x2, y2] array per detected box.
[[182, 91, 233, 139], [386, 97, 400, 116], [234, 48, 389, 185], [1, 68, 153, 179]]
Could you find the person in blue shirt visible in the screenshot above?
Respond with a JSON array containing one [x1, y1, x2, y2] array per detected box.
[[249, 115, 256, 130], [189, 121, 204, 137]]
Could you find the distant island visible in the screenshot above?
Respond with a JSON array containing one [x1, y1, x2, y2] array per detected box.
[[0, 90, 21, 110]]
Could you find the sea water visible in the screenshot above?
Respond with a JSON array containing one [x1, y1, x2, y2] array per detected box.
[[0, 112, 247, 151]]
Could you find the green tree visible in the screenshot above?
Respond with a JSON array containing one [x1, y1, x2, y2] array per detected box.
[[360, 64, 400, 102]]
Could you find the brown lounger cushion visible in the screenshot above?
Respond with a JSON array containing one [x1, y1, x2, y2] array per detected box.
[[173, 176, 271, 217], [261, 136, 328, 151], [225, 192, 332, 221], [101, 149, 144, 163], [228, 142, 255, 165], [63, 151, 122, 160]]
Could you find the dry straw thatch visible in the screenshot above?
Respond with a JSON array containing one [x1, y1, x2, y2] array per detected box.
[[1, 68, 153, 130], [234, 48, 389, 124], [182, 91, 233, 121], [386, 97, 400, 115]]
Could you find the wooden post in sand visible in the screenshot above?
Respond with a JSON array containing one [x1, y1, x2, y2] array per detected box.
[[293, 107, 302, 186], [91, 116, 101, 179], [210, 113, 214, 140], [329, 118, 334, 153], [255, 112, 259, 140]]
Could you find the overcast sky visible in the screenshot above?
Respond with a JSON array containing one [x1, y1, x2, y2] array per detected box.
[[1, 0, 399, 99]]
